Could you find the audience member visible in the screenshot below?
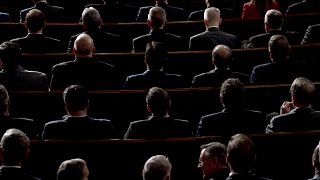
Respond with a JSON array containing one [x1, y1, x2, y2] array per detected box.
[[189, 7, 239, 51], [301, 24, 320, 45], [67, 7, 126, 53], [20, 0, 64, 23], [192, 45, 249, 88], [50, 34, 122, 91], [0, 12, 10, 22], [124, 87, 191, 139], [198, 142, 229, 180], [43, 85, 116, 139], [242, 9, 301, 48], [266, 77, 320, 133], [132, 6, 184, 52], [197, 78, 265, 136], [136, 0, 186, 22], [0, 128, 41, 180], [250, 35, 309, 84], [124, 42, 186, 90], [11, 9, 63, 53], [242, 0, 280, 19], [142, 155, 172, 180], [57, 158, 89, 180], [0, 41, 48, 91], [285, 0, 320, 15], [310, 142, 320, 180]]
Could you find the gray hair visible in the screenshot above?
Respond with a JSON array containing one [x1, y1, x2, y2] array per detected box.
[[143, 155, 172, 180]]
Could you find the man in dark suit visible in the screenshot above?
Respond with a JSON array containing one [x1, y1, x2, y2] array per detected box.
[[0, 128, 41, 180], [0, 41, 48, 91], [242, 9, 301, 48], [302, 24, 320, 45], [250, 35, 309, 84], [50, 34, 122, 91], [309, 142, 320, 180], [136, 0, 186, 22], [124, 42, 186, 90], [20, 0, 64, 23], [124, 87, 192, 139], [192, 45, 249, 88], [196, 78, 265, 136], [11, 9, 63, 53], [57, 158, 89, 180], [67, 7, 126, 53], [286, 0, 320, 15], [42, 85, 116, 140], [266, 77, 320, 133], [132, 6, 184, 52], [189, 7, 239, 51], [0, 12, 10, 22]]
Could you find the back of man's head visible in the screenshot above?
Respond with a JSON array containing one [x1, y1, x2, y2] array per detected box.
[[212, 45, 232, 69], [264, 9, 284, 31], [63, 85, 89, 113], [0, 128, 30, 166], [0, 41, 22, 70], [143, 155, 172, 180], [57, 158, 89, 180], [145, 41, 168, 71], [73, 34, 95, 56], [220, 78, 246, 109], [268, 35, 291, 62], [201, 142, 228, 166], [204, 7, 221, 27], [290, 77, 315, 107], [0, 84, 10, 117], [146, 87, 170, 117], [25, 9, 45, 33], [312, 142, 320, 174], [148, 7, 167, 29], [227, 134, 255, 173], [81, 7, 102, 30]]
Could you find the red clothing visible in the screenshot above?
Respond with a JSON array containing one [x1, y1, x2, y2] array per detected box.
[[242, 1, 280, 19]]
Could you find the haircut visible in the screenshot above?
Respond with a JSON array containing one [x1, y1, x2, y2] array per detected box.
[[74, 34, 94, 55], [57, 158, 88, 180], [200, 142, 227, 166], [264, 9, 284, 30], [290, 77, 315, 106], [148, 7, 166, 29], [146, 87, 170, 117], [220, 78, 246, 109], [227, 134, 255, 173], [0, 128, 30, 165], [0, 84, 9, 116], [145, 41, 168, 70], [204, 7, 220, 26], [268, 35, 291, 61], [143, 155, 172, 180], [63, 85, 89, 112], [25, 9, 45, 32], [81, 7, 101, 30], [212, 45, 233, 69], [0, 41, 22, 70]]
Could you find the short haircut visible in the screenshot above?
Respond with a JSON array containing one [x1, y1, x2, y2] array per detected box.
[[81, 7, 101, 29], [148, 7, 166, 29], [57, 158, 88, 180], [63, 85, 89, 112], [227, 134, 255, 172], [74, 34, 94, 55], [313, 143, 320, 172], [145, 41, 168, 70], [204, 7, 220, 25], [146, 87, 170, 117], [25, 9, 45, 32], [200, 142, 227, 166], [0, 41, 22, 69], [0, 84, 9, 116], [268, 35, 291, 61], [143, 155, 172, 180], [290, 77, 315, 106], [212, 45, 232, 69], [0, 128, 30, 165], [264, 9, 284, 30], [220, 78, 246, 109]]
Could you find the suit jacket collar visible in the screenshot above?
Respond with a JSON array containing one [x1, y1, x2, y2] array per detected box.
[[266, 29, 283, 35], [34, 1, 50, 8], [148, 116, 171, 121], [74, 57, 95, 62], [26, 34, 44, 38], [291, 106, 314, 113], [143, 70, 166, 75], [207, 26, 220, 32], [64, 116, 90, 122]]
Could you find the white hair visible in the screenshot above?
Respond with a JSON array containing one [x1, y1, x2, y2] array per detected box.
[[143, 155, 172, 180]]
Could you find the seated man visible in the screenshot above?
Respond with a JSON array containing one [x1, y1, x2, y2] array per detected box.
[[197, 78, 265, 136], [301, 24, 320, 45], [0, 41, 48, 91], [124, 42, 186, 90], [285, 0, 320, 15], [11, 9, 63, 53], [309, 142, 320, 180], [42, 85, 116, 140], [124, 87, 192, 139], [142, 155, 172, 180], [192, 45, 249, 88], [57, 158, 89, 180]]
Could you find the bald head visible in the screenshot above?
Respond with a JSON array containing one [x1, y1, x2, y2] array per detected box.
[[148, 7, 167, 29], [204, 7, 221, 28], [73, 34, 95, 56], [212, 45, 232, 69]]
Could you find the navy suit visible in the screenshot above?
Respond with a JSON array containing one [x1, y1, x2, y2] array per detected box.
[[136, 4, 186, 22], [302, 24, 320, 45], [286, 0, 320, 15], [0, 167, 41, 180]]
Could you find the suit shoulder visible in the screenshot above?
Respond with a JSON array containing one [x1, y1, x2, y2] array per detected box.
[[45, 119, 66, 126]]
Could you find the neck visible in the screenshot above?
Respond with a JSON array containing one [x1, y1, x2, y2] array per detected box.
[[28, 30, 42, 34], [67, 110, 87, 117], [75, 54, 93, 58]]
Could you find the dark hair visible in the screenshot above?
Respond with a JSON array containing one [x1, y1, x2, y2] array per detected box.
[[0, 41, 22, 70], [146, 87, 170, 117], [220, 78, 246, 109], [212, 45, 232, 69], [145, 42, 168, 70], [63, 85, 89, 112], [290, 77, 315, 106], [82, 7, 101, 30], [25, 9, 45, 32], [268, 35, 290, 61], [0, 84, 9, 116], [201, 142, 227, 166]]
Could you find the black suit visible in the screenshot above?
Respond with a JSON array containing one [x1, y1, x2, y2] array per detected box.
[[124, 70, 186, 90], [189, 27, 239, 51], [136, 4, 186, 22], [124, 116, 192, 139], [50, 57, 122, 91], [226, 173, 272, 180], [0, 167, 41, 180], [42, 116, 116, 140], [302, 24, 320, 45], [11, 34, 63, 53], [132, 29, 184, 52], [197, 108, 266, 136], [286, 0, 320, 15], [266, 107, 320, 133], [0, 117, 38, 140], [20, 1, 64, 23]]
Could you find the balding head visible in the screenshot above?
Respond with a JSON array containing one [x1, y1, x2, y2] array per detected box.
[[73, 34, 95, 56], [204, 7, 221, 28], [147, 7, 167, 29], [212, 45, 232, 69], [81, 7, 102, 30]]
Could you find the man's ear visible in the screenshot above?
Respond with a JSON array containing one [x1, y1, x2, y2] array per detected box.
[[147, 105, 152, 113], [147, 19, 152, 28], [73, 47, 77, 55]]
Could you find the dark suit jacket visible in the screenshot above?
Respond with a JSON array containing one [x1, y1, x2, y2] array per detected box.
[[123, 70, 186, 90], [250, 61, 310, 84], [0, 12, 10, 22], [286, 0, 320, 15], [136, 4, 186, 22], [309, 174, 320, 180], [124, 116, 192, 139], [188, 8, 236, 21], [226, 173, 271, 180], [50, 57, 122, 91], [0, 66, 48, 91], [0, 167, 41, 180], [197, 108, 266, 136], [302, 24, 320, 45], [11, 34, 63, 53], [266, 107, 320, 133], [132, 29, 184, 52], [207, 168, 230, 180], [189, 27, 239, 51], [20, 1, 64, 23], [42, 116, 116, 140], [0, 116, 38, 139], [192, 68, 249, 88]]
